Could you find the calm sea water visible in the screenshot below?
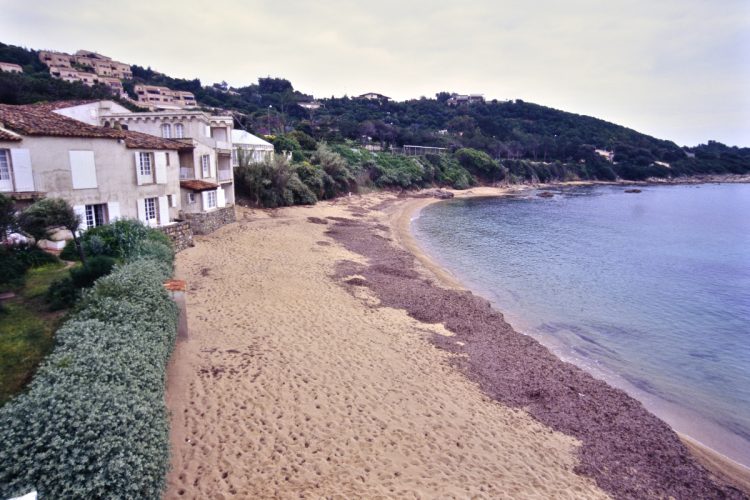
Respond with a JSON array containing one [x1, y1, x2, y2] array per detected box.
[[413, 184, 750, 465]]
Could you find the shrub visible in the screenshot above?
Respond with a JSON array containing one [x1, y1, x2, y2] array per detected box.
[[455, 148, 505, 182], [59, 239, 80, 261], [0, 247, 28, 288], [45, 276, 79, 311], [10, 242, 59, 268], [0, 259, 177, 498], [287, 174, 318, 205], [82, 219, 171, 259], [131, 240, 175, 271], [69, 255, 116, 289]]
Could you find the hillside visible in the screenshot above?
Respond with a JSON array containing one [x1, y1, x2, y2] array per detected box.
[[1, 41, 749, 189]]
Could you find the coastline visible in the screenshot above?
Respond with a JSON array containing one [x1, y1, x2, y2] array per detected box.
[[164, 187, 748, 498], [390, 185, 750, 492]]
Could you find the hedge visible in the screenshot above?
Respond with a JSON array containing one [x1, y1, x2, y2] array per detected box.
[[0, 253, 178, 498]]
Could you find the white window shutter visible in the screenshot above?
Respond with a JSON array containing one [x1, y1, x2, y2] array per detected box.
[[136, 198, 147, 223], [158, 196, 169, 226], [154, 152, 167, 184], [217, 187, 226, 207], [209, 155, 215, 178], [107, 201, 121, 222], [73, 204, 87, 233], [169, 194, 178, 208], [10, 149, 34, 191], [201, 191, 209, 210], [205, 125, 211, 138], [69, 150, 97, 189], [134, 153, 144, 186]]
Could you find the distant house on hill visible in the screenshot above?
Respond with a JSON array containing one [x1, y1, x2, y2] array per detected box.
[[298, 101, 322, 111], [446, 93, 485, 106], [595, 149, 615, 162], [133, 85, 197, 110], [0, 62, 23, 73], [231, 130, 274, 165], [0, 101, 190, 245], [356, 92, 391, 102]]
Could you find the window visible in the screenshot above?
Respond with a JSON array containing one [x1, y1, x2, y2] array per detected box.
[[0, 149, 10, 181], [161, 124, 171, 138], [84, 204, 107, 229], [165, 153, 170, 166], [187, 192, 196, 204], [201, 154, 211, 177], [138, 152, 152, 176], [206, 190, 217, 209], [144, 197, 158, 222], [174, 123, 184, 138]]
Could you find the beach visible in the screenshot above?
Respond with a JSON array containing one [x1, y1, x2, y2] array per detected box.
[[164, 189, 749, 499]]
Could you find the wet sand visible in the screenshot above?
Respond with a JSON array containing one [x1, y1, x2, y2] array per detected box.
[[165, 189, 748, 498]]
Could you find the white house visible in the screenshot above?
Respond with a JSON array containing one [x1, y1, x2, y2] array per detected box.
[[0, 102, 191, 246], [231, 129, 274, 166], [98, 108, 235, 214]]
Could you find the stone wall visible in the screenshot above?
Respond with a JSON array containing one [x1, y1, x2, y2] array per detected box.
[[182, 206, 236, 235], [157, 221, 194, 252]]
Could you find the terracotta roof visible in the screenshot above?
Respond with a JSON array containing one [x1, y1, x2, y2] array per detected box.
[[0, 102, 192, 151], [180, 179, 218, 192], [0, 128, 21, 141]]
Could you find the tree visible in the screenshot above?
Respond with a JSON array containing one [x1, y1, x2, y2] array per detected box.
[[18, 198, 86, 263], [0, 193, 15, 241]]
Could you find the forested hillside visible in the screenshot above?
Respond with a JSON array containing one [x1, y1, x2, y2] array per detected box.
[[2, 41, 748, 193]]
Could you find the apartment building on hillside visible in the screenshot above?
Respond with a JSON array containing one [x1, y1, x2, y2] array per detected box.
[[133, 85, 197, 110], [38, 50, 132, 79], [0, 62, 23, 73]]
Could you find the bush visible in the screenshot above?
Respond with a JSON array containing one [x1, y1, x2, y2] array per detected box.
[[0, 259, 177, 498], [82, 219, 172, 259], [10, 243, 59, 268], [131, 240, 175, 272], [45, 277, 79, 311], [455, 148, 505, 181], [69, 256, 116, 289], [59, 239, 80, 261], [0, 247, 28, 287]]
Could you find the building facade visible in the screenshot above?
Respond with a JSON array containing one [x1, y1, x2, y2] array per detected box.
[[133, 85, 197, 110], [99, 109, 235, 214], [0, 62, 23, 73], [0, 102, 190, 246]]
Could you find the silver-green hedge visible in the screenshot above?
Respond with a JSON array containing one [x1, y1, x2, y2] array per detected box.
[[0, 256, 178, 498]]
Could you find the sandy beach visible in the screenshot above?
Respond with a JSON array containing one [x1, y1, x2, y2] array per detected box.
[[165, 189, 749, 499]]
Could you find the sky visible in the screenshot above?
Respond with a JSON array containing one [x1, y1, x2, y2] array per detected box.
[[1, 0, 748, 146]]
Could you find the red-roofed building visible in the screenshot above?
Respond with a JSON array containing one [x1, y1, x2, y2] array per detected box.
[[0, 101, 193, 246]]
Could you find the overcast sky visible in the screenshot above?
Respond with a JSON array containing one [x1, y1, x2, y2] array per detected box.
[[1, 0, 748, 146]]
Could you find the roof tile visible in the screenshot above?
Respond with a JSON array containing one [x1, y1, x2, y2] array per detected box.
[[180, 179, 219, 192], [0, 102, 192, 150]]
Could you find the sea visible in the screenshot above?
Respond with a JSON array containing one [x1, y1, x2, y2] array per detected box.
[[412, 183, 750, 466]]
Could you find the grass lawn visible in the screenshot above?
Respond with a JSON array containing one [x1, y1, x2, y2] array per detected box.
[[0, 262, 72, 406]]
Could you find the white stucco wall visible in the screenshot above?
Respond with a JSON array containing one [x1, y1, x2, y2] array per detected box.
[[0, 136, 181, 224]]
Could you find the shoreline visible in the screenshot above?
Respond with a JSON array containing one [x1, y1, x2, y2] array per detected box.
[[164, 187, 748, 498], [390, 184, 750, 491]]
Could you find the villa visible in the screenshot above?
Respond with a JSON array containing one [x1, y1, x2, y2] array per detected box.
[[0, 102, 190, 246]]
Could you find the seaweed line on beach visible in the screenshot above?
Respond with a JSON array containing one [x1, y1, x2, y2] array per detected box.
[[325, 212, 747, 500]]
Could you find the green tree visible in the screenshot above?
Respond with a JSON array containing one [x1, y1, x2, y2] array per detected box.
[[18, 198, 86, 263], [0, 193, 16, 240]]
